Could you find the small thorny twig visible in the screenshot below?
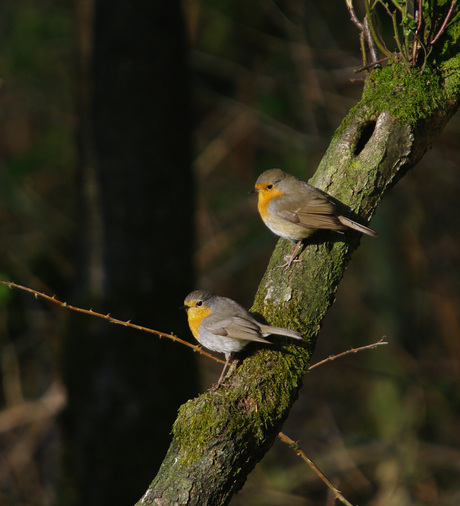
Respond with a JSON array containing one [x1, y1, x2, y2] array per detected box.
[[277, 432, 355, 506], [309, 338, 387, 370], [0, 280, 225, 364]]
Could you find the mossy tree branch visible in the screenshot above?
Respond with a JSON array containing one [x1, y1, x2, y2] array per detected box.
[[138, 7, 460, 506]]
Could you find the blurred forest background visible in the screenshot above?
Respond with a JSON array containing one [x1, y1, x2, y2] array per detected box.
[[0, 0, 459, 505]]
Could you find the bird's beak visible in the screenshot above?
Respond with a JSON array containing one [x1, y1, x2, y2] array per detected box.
[[249, 188, 259, 194]]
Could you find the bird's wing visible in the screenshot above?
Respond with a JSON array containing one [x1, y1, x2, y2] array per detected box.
[[203, 316, 271, 343], [277, 191, 344, 230], [278, 208, 343, 230]]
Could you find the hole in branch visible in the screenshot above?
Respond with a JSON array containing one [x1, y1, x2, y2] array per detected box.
[[354, 120, 376, 156]]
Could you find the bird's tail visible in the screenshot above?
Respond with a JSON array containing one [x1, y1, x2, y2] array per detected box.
[[338, 216, 377, 237], [262, 325, 303, 340]]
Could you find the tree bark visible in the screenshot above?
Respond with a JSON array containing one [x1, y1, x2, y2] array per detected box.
[[138, 10, 460, 506]]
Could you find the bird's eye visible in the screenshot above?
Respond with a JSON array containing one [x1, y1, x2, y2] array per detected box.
[[267, 184, 273, 190], [197, 300, 203, 307]]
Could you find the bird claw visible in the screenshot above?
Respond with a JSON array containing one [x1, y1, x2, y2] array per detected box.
[[276, 254, 301, 270]]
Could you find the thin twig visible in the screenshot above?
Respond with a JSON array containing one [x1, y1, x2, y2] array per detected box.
[[415, 0, 423, 36], [277, 432, 355, 506], [309, 338, 388, 370], [345, 0, 363, 30], [364, 0, 395, 59], [411, 0, 423, 64], [345, 0, 379, 67], [388, 0, 407, 16], [390, 7, 406, 61], [0, 280, 225, 364], [354, 56, 389, 73], [427, 0, 438, 44], [358, 30, 368, 68], [430, 0, 457, 46], [364, 16, 379, 63]]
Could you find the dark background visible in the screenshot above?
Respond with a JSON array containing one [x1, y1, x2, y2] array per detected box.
[[0, 0, 459, 505]]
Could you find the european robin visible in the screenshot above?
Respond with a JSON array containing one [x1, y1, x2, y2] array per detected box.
[[183, 289, 303, 386], [252, 168, 377, 267]]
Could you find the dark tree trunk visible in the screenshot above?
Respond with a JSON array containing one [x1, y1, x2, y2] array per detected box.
[[61, 1, 198, 504]]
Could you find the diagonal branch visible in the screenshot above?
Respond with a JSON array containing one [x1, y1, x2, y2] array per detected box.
[[277, 432, 354, 506], [138, 13, 460, 503]]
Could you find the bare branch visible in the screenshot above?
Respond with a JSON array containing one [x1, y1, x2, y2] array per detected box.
[[364, 16, 379, 63], [277, 432, 355, 506], [309, 338, 388, 370], [430, 0, 457, 46], [364, 0, 395, 59], [0, 280, 224, 364], [345, 0, 364, 30]]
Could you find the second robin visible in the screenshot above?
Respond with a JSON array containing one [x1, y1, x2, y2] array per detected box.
[[252, 168, 377, 268], [183, 289, 303, 386]]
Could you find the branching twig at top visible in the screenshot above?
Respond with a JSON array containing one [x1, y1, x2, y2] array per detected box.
[[309, 338, 388, 370], [277, 432, 355, 506], [0, 280, 225, 364], [346, 0, 458, 73]]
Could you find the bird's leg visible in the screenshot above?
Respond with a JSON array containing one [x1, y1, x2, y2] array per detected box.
[[277, 240, 303, 270], [216, 353, 232, 387]]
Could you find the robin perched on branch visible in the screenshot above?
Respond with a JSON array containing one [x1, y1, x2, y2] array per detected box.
[[252, 168, 377, 268], [183, 289, 303, 386]]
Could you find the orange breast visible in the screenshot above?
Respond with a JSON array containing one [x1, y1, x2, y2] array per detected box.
[[187, 306, 212, 339], [256, 185, 284, 220]]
